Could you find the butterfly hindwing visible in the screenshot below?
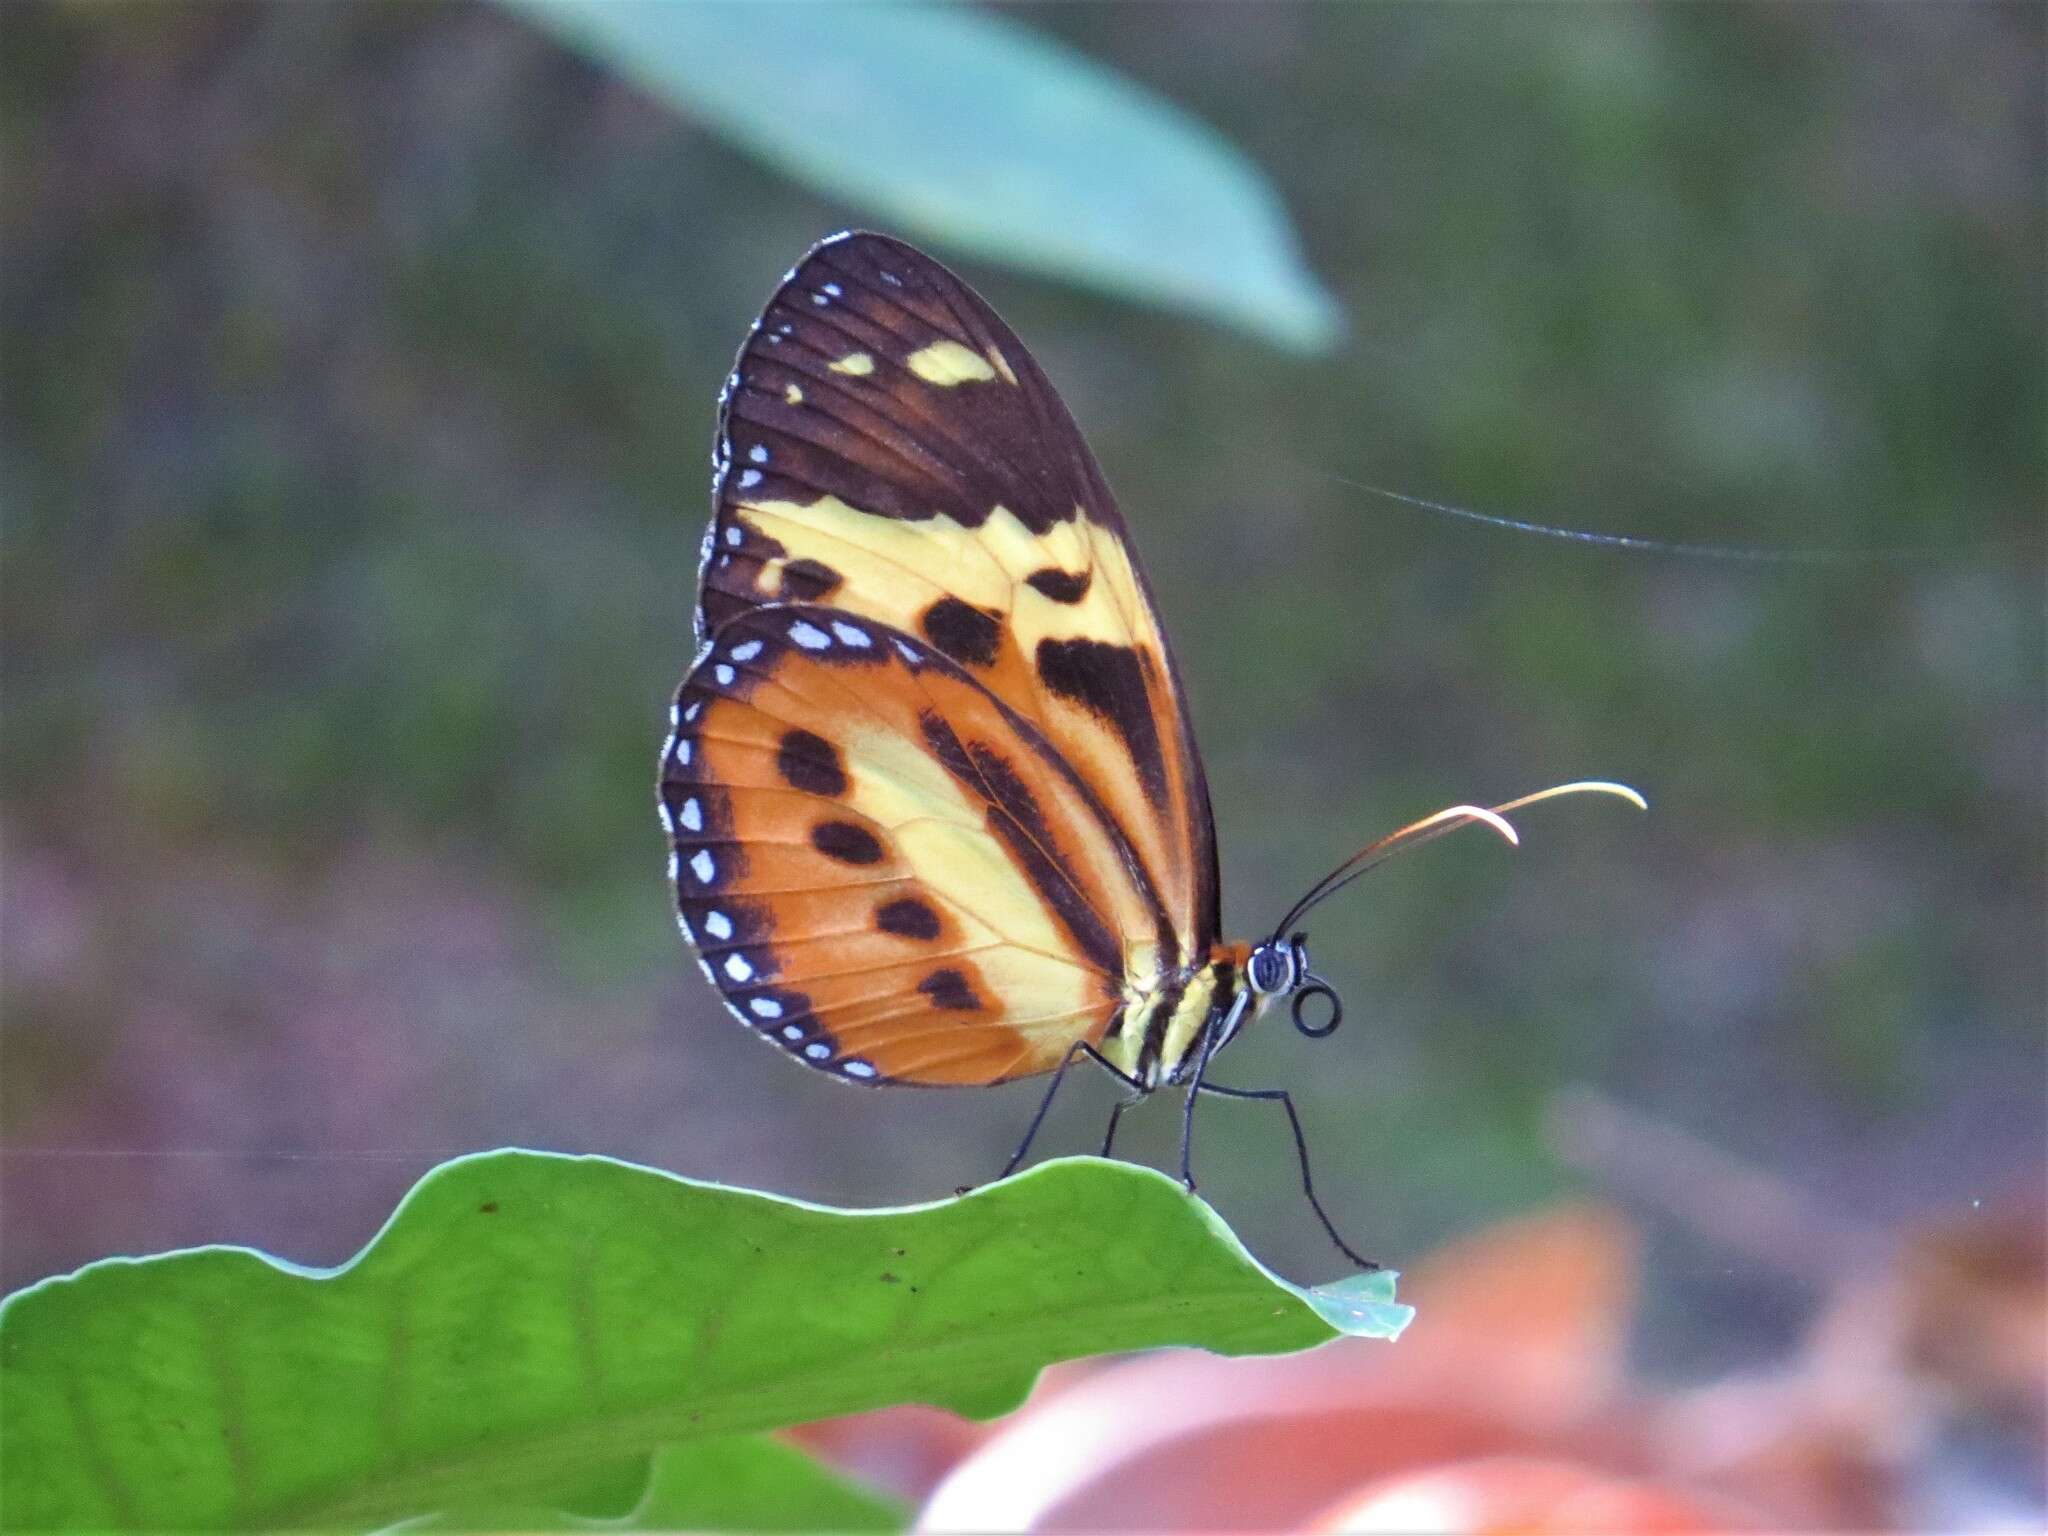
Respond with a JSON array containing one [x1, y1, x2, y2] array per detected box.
[[661, 603, 1168, 1086], [701, 233, 1219, 983]]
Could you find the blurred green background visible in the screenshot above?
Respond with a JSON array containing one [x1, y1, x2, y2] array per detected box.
[[3, 0, 2040, 1415]]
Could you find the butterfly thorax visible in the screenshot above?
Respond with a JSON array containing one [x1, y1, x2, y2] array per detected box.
[[1102, 942, 1257, 1088]]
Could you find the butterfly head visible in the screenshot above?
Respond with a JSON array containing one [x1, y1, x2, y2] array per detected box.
[[1244, 931, 1343, 1040]]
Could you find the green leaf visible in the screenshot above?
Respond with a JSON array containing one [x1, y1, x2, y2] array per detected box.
[[618, 1438, 905, 1533], [0, 1152, 1407, 1532], [394, 1436, 908, 1532], [501, 0, 1342, 351]]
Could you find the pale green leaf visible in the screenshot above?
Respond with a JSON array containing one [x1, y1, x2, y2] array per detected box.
[[504, 0, 1342, 350]]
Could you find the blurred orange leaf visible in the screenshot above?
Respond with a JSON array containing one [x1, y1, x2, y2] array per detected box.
[[1308, 1456, 1742, 1534], [919, 1203, 1646, 1531]]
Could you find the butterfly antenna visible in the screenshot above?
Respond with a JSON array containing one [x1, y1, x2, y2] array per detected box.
[[1269, 780, 1646, 940]]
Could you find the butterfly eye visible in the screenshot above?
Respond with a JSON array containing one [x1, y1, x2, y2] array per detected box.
[[1247, 944, 1294, 996]]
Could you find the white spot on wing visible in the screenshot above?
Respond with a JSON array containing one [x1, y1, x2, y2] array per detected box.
[[679, 798, 703, 832], [749, 997, 784, 1019], [843, 1059, 878, 1078], [893, 639, 921, 665], [804, 1042, 831, 1060], [822, 282, 842, 297], [782, 1024, 804, 1041], [677, 739, 693, 766], [690, 849, 715, 884], [704, 910, 732, 940], [724, 953, 753, 982], [685, 701, 703, 722], [730, 639, 763, 662], [748, 444, 768, 464], [714, 664, 735, 686], [789, 620, 831, 650], [830, 621, 871, 648], [725, 525, 742, 546], [738, 469, 762, 490]]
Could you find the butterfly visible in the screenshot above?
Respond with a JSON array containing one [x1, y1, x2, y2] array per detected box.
[[659, 232, 1641, 1268]]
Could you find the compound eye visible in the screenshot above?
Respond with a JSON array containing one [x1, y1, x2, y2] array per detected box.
[[1248, 945, 1291, 995]]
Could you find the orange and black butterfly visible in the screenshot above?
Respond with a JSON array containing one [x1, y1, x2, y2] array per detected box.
[[659, 232, 1639, 1267]]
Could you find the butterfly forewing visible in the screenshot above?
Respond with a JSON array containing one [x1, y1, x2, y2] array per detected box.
[[702, 233, 1219, 981], [661, 604, 1172, 1086]]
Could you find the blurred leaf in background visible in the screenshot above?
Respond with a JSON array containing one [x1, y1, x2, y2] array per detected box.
[[503, 0, 1342, 351], [913, 1200, 2048, 1530]]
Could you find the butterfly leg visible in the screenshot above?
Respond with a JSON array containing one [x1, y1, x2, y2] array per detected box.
[[1098, 1090, 1146, 1159], [1195, 1081, 1381, 1272], [1000, 1041, 1145, 1181], [1175, 1026, 1226, 1191]]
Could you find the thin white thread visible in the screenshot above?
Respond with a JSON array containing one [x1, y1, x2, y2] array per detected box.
[[1310, 469, 2023, 566]]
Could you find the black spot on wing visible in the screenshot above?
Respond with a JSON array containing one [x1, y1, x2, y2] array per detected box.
[[920, 596, 1002, 669], [780, 558, 843, 601], [1035, 638, 1168, 804], [811, 819, 885, 865], [918, 968, 983, 1012], [1026, 567, 1091, 603], [876, 896, 942, 940], [777, 728, 848, 796]]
